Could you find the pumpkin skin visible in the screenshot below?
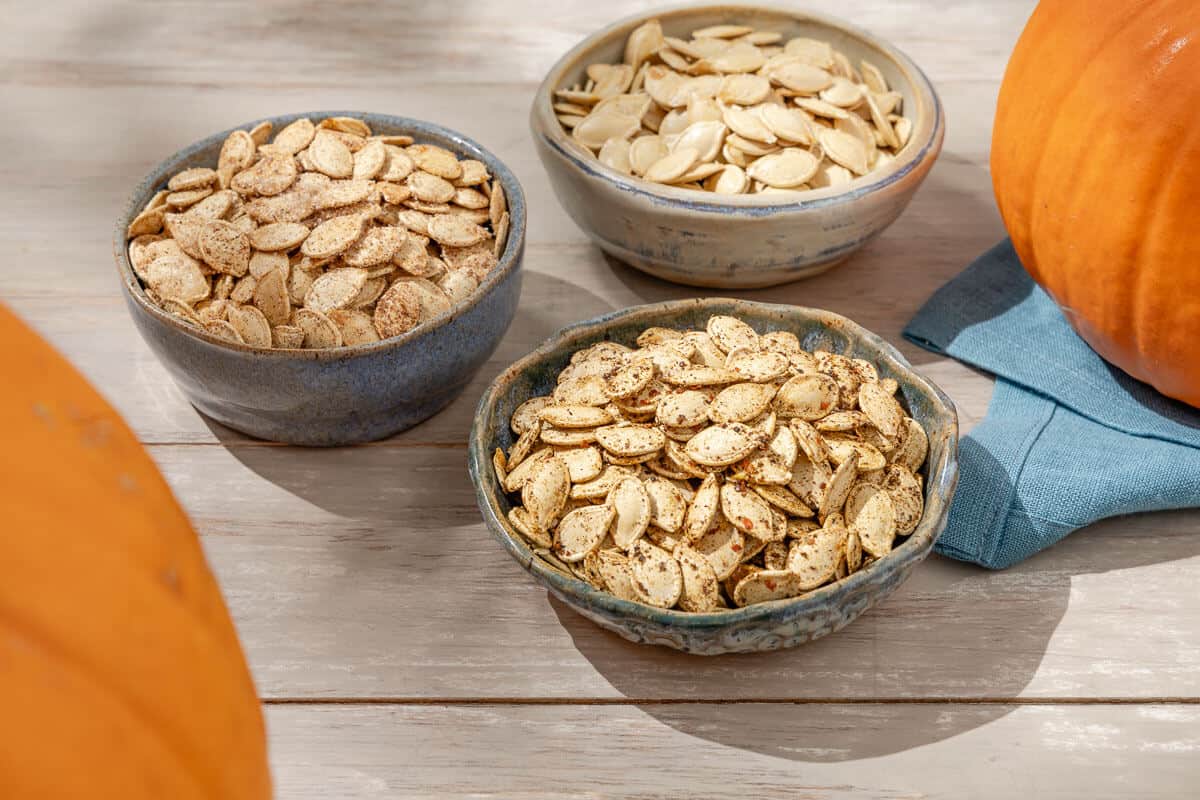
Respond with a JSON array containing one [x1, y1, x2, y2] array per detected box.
[[991, 0, 1200, 407], [0, 305, 271, 798]]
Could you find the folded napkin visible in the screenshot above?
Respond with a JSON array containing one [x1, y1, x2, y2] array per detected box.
[[903, 240, 1200, 569]]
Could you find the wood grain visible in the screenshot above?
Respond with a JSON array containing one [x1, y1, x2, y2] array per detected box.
[[4, 0, 1198, 794], [152, 443, 1200, 701], [264, 703, 1200, 799]]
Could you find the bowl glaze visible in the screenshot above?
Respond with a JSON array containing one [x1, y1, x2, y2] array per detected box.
[[469, 298, 958, 654], [114, 111, 525, 446], [530, 4, 944, 289]]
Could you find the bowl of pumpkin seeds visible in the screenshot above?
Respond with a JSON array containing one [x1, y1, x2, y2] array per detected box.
[[530, 4, 944, 288], [469, 298, 958, 654], [114, 111, 525, 445]]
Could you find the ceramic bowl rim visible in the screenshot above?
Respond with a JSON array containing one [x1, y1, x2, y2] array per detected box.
[[469, 297, 959, 631], [113, 111, 526, 360], [530, 2, 944, 216]]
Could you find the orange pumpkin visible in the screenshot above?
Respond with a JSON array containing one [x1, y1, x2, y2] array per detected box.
[[991, 0, 1200, 407], [0, 304, 271, 798]]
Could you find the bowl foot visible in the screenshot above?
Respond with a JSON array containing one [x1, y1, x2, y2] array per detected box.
[[597, 243, 853, 289], [187, 382, 467, 446]]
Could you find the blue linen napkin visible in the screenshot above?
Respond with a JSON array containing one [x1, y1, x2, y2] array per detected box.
[[903, 240, 1200, 569]]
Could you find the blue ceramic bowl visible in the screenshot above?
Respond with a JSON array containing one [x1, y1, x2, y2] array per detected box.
[[469, 298, 958, 654], [113, 111, 525, 446], [531, 4, 944, 289]]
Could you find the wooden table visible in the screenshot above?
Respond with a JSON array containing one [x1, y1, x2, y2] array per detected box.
[[5, 1, 1198, 796]]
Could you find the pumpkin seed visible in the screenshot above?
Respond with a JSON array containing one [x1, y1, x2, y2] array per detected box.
[[795, 97, 851, 120], [674, 544, 722, 612], [541, 425, 599, 447], [815, 410, 871, 432], [789, 450, 832, 508], [845, 482, 897, 558], [775, 373, 839, 419], [718, 73, 771, 105], [824, 436, 886, 471], [540, 404, 614, 429], [685, 422, 759, 466], [568, 465, 635, 499], [859, 381, 905, 437], [719, 481, 775, 537], [820, 76, 864, 108], [627, 540, 683, 608], [709, 382, 776, 423], [656, 389, 710, 428], [706, 315, 759, 352], [644, 475, 687, 533], [726, 348, 789, 382], [643, 146, 702, 183], [708, 163, 749, 193], [294, 307, 342, 349], [512, 396, 553, 434], [523, 456, 571, 531], [752, 483, 813, 517], [610, 476, 652, 549], [226, 304, 271, 348], [661, 364, 741, 388], [604, 360, 655, 399], [883, 464, 924, 535], [145, 254, 210, 305], [819, 449, 859, 520], [892, 417, 929, 472], [680, 473, 722, 541], [769, 61, 833, 93], [786, 518, 845, 589], [496, 315, 930, 611], [304, 267, 368, 314], [126, 115, 504, 351], [692, 521, 745, 580], [594, 424, 667, 458], [733, 569, 804, 606], [818, 128, 870, 175], [555, 446, 604, 484], [554, 503, 615, 563]]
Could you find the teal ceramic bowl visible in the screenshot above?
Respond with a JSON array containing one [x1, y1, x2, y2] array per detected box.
[[469, 298, 958, 654], [114, 111, 525, 446]]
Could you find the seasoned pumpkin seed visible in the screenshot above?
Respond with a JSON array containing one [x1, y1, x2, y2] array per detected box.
[[496, 314, 930, 611]]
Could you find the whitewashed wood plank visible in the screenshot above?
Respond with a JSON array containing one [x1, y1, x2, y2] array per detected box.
[[1, 1, 1034, 88], [10, 0, 1197, 786], [264, 702, 1200, 799], [137, 443, 1200, 700]]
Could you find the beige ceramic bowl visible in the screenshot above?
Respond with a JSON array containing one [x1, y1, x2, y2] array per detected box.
[[530, 3, 944, 289]]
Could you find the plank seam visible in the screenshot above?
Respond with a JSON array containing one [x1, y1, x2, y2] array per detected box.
[[259, 697, 1200, 707]]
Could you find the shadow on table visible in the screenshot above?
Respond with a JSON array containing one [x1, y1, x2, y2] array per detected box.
[[550, 437, 1200, 761], [201, 269, 616, 527], [603, 154, 1005, 369]]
